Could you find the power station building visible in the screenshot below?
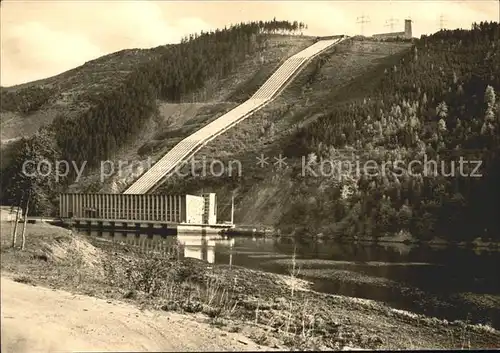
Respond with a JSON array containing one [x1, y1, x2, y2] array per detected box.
[[372, 19, 413, 40], [59, 193, 217, 225]]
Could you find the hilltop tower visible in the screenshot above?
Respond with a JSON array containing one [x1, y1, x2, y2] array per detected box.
[[404, 19, 413, 39]]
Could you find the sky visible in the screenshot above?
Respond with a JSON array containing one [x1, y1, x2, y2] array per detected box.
[[1, 0, 499, 87]]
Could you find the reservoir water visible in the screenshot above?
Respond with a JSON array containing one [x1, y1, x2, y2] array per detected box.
[[90, 231, 500, 329]]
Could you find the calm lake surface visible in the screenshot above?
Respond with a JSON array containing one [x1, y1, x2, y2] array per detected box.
[[90, 231, 500, 329]]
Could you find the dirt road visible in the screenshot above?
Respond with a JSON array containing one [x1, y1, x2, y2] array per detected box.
[[1, 276, 268, 353]]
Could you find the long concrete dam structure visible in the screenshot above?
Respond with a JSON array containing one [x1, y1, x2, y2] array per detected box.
[[123, 36, 347, 195]]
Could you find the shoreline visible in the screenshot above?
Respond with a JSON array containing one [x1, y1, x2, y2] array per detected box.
[[222, 224, 500, 250], [287, 230, 500, 250], [6, 219, 500, 250]]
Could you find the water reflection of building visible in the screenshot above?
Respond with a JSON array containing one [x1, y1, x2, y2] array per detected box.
[[94, 231, 235, 265], [178, 235, 213, 263], [177, 234, 235, 264]]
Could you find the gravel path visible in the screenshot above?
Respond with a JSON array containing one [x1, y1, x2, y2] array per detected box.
[[1, 276, 268, 353]]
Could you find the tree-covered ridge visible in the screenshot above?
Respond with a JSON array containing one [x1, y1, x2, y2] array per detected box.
[[1, 20, 308, 214], [280, 22, 500, 241]]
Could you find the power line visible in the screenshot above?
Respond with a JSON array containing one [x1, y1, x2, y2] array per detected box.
[[439, 14, 447, 30], [356, 14, 371, 36], [385, 17, 399, 33], [384, 0, 399, 33]]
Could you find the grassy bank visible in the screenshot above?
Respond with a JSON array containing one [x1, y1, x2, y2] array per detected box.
[[1, 222, 499, 350]]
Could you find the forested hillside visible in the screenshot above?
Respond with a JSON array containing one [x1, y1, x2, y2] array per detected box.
[[1, 20, 307, 214], [279, 22, 500, 242]]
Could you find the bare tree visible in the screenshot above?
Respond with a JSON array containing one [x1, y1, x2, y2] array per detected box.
[[9, 205, 15, 242], [21, 191, 31, 251], [11, 193, 24, 248]]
